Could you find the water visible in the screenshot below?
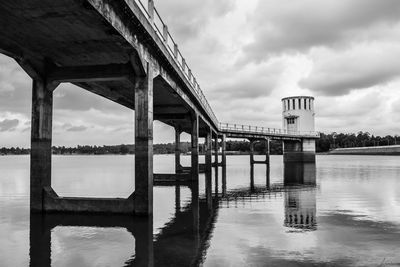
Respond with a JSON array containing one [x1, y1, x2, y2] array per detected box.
[[1, 155, 400, 266]]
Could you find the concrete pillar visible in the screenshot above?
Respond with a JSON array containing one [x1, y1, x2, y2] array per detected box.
[[250, 140, 255, 189], [205, 128, 212, 209], [283, 139, 316, 163], [214, 134, 219, 197], [266, 139, 270, 188], [174, 127, 182, 173], [221, 134, 226, 168], [191, 113, 199, 179], [30, 78, 58, 212], [221, 134, 227, 196], [134, 63, 153, 215], [205, 128, 212, 173]]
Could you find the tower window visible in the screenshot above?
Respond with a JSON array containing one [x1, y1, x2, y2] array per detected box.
[[298, 99, 301, 109], [304, 98, 307, 110], [287, 118, 296, 124], [292, 99, 296, 110]]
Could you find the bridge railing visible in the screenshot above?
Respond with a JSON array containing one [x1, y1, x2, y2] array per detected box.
[[219, 123, 320, 138], [134, 0, 218, 125]]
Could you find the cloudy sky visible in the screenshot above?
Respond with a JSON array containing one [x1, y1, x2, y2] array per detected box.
[[1, 0, 400, 147]]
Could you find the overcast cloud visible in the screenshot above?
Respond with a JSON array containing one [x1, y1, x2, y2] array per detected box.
[[0, 0, 400, 146]]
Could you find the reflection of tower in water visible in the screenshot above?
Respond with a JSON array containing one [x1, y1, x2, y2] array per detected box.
[[284, 163, 317, 230]]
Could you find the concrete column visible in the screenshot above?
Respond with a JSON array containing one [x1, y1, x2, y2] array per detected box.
[[250, 140, 255, 189], [266, 139, 270, 188], [221, 134, 226, 167], [205, 128, 212, 174], [191, 180, 200, 235], [283, 139, 316, 163], [30, 78, 58, 212], [174, 127, 182, 173], [214, 134, 219, 197], [134, 63, 153, 215], [205, 128, 212, 209], [221, 134, 227, 196], [191, 113, 199, 179]]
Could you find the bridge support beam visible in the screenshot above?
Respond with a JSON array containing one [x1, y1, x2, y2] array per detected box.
[[191, 113, 199, 180], [283, 139, 316, 163], [249, 139, 270, 189], [221, 134, 227, 195], [205, 127, 213, 209], [30, 78, 58, 212], [175, 126, 182, 173], [213, 132, 219, 195], [134, 64, 154, 215]]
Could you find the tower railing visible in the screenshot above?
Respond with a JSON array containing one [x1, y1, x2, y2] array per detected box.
[[133, 0, 218, 125], [219, 123, 320, 138]]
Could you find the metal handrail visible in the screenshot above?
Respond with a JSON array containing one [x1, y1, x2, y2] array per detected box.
[[132, 0, 218, 124], [218, 123, 320, 138]]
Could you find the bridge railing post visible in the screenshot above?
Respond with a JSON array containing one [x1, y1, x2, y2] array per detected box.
[[148, 0, 154, 22]]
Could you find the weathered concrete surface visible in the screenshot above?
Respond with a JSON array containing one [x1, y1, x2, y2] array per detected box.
[[134, 64, 153, 215], [30, 79, 58, 212], [329, 145, 400, 155], [43, 187, 135, 213]]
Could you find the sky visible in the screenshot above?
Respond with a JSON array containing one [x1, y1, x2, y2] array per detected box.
[[1, 0, 400, 147]]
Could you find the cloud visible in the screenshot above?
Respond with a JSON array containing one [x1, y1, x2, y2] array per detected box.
[[156, 0, 235, 42], [299, 43, 400, 96], [66, 125, 87, 132], [239, 0, 400, 64], [0, 119, 19, 132]]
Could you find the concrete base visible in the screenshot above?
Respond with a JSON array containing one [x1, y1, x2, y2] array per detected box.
[[284, 152, 316, 163], [43, 187, 135, 214]]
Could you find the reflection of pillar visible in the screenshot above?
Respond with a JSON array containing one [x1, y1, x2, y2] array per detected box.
[[30, 214, 51, 267], [134, 64, 154, 215], [30, 79, 58, 212], [134, 217, 154, 267], [29, 213, 154, 267], [175, 126, 182, 173], [175, 184, 181, 213], [191, 113, 199, 180], [191, 181, 200, 235]]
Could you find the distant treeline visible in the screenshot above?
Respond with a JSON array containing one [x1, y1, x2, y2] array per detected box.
[[1, 132, 397, 155], [316, 132, 399, 152], [0, 141, 281, 155]]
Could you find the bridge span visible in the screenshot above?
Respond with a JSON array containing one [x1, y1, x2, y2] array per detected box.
[[0, 0, 319, 215]]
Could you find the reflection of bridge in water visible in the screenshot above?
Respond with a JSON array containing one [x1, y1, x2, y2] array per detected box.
[[29, 162, 317, 266]]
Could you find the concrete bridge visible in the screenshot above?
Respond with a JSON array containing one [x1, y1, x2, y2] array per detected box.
[[0, 0, 319, 215]]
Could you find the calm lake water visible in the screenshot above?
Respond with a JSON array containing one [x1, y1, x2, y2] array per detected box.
[[1, 155, 400, 266]]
